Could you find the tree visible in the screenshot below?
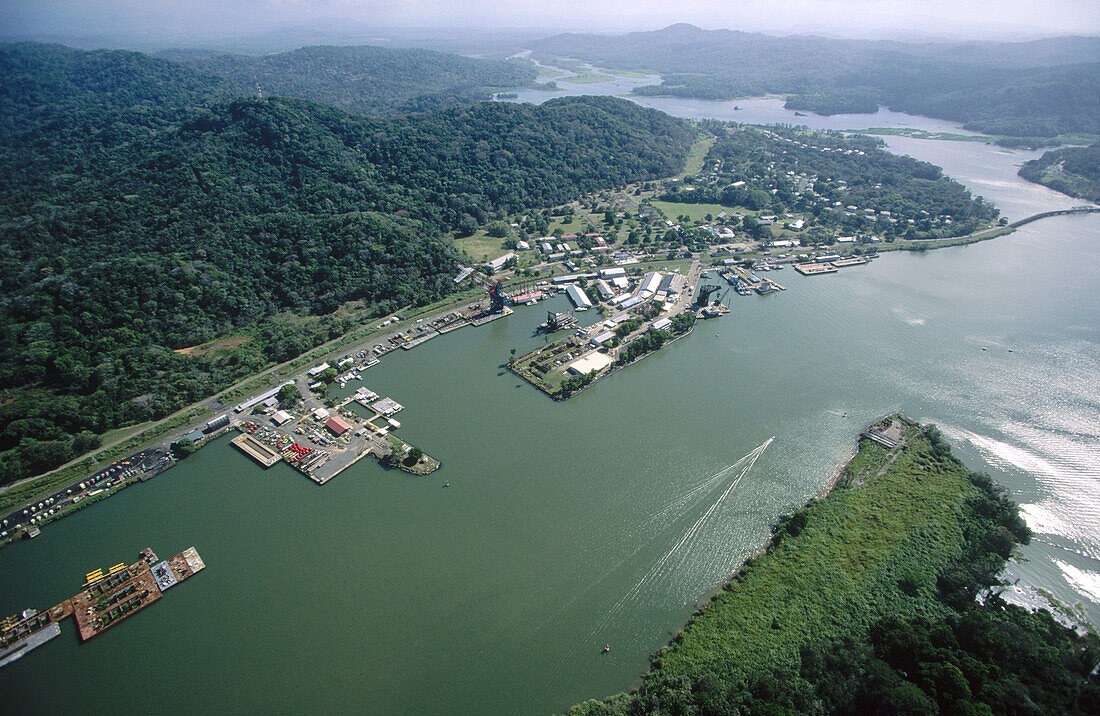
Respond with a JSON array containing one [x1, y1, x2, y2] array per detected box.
[[486, 221, 511, 238], [277, 383, 301, 405]]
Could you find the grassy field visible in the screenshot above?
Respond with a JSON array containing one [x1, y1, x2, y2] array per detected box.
[[650, 200, 735, 223], [874, 225, 1015, 253], [675, 134, 717, 180], [559, 72, 615, 84], [454, 231, 510, 262], [856, 127, 992, 143], [99, 420, 159, 446]]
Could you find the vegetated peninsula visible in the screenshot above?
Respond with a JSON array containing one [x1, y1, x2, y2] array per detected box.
[[658, 123, 1000, 244], [531, 24, 1100, 141], [1018, 143, 1100, 203], [570, 417, 1100, 715], [0, 42, 696, 485]]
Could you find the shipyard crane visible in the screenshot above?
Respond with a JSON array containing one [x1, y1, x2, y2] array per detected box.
[[457, 264, 510, 313], [695, 284, 722, 307]]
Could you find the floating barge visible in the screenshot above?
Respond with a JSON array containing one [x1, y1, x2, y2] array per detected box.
[[795, 262, 839, 275], [0, 546, 205, 667], [231, 433, 282, 468]]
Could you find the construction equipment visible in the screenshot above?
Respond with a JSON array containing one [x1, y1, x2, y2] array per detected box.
[[459, 264, 510, 313], [695, 284, 722, 307]]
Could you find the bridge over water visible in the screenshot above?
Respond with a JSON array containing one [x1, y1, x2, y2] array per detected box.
[[1009, 205, 1100, 228]]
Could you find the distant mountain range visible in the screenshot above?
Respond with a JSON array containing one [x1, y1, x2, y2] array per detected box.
[[531, 23, 1100, 138], [165, 44, 536, 116]]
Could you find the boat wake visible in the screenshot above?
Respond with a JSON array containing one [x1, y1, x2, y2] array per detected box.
[[553, 437, 774, 669]]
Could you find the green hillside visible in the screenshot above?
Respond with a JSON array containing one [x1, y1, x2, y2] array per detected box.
[[571, 419, 1100, 714], [0, 43, 695, 484], [187, 44, 537, 116]]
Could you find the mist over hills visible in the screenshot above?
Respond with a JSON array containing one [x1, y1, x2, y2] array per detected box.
[[532, 23, 1100, 137]]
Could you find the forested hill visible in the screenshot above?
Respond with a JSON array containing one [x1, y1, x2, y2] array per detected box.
[[1018, 142, 1100, 202], [0, 56, 694, 484], [0, 43, 225, 155], [531, 24, 1100, 138], [570, 421, 1100, 714], [180, 45, 537, 116]]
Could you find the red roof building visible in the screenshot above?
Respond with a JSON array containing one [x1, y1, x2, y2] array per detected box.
[[325, 415, 352, 436]]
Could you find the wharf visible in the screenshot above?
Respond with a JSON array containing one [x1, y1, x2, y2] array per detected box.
[[831, 257, 868, 268], [308, 445, 378, 485], [1, 546, 205, 667], [0, 622, 60, 667], [401, 332, 439, 350], [795, 262, 838, 275], [470, 306, 513, 326], [436, 320, 470, 335], [231, 433, 282, 467]]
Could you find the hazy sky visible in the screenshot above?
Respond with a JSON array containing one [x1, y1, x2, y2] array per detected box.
[[3, 0, 1098, 44]]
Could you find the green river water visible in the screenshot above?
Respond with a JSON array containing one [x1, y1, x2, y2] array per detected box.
[[1, 100, 1098, 714]]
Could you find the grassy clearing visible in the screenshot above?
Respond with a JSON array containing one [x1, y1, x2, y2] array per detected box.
[[855, 127, 992, 143], [874, 226, 1015, 253], [675, 134, 717, 180], [650, 200, 735, 223], [454, 231, 510, 262], [559, 72, 615, 84], [99, 420, 158, 446]]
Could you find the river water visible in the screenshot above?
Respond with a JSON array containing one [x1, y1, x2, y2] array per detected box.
[[1, 84, 1097, 714]]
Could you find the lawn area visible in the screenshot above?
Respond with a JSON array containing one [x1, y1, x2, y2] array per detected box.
[[856, 127, 992, 143], [675, 134, 717, 180], [454, 231, 509, 262], [99, 420, 158, 446], [650, 200, 736, 223]]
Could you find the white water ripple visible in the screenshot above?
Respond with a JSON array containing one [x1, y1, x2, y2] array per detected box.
[[1054, 560, 1100, 604]]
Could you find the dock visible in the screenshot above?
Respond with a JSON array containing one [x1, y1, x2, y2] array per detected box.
[[401, 332, 438, 350], [231, 433, 282, 468], [795, 262, 838, 275], [469, 306, 513, 326], [0, 621, 60, 668], [1, 546, 205, 667]]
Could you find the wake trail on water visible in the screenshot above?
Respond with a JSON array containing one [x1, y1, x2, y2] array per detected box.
[[533, 441, 774, 640], [554, 437, 773, 672]]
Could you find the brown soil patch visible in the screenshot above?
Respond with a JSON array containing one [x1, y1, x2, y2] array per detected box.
[[175, 336, 250, 358]]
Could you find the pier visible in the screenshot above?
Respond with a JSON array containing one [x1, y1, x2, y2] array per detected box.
[[231, 433, 282, 467], [795, 262, 838, 275], [1, 546, 205, 667]]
